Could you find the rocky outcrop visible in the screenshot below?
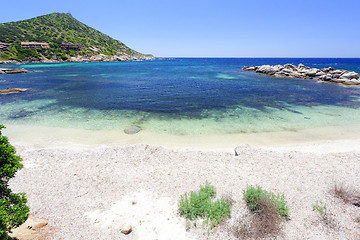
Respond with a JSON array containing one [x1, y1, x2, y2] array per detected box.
[[0, 88, 28, 94], [67, 53, 154, 63], [0, 68, 30, 74], [12, 53, 155, 64], [243, 64, 360, 85], [0, 60, 18, 64]]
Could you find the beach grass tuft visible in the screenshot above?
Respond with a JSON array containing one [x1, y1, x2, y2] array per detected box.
[[233, 185, 289, 239], [333, 182, 360, 205]]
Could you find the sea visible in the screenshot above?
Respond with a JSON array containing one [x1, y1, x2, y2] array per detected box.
[[1, 58, 360, 147]]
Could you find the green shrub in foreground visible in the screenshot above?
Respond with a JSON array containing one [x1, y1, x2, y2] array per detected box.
[[243, 185, 289, 220], [178, 182, 232, 229], [0, 125, 29, 238]]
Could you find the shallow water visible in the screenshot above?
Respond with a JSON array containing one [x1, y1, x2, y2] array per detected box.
[[1, 58, 360, 139]]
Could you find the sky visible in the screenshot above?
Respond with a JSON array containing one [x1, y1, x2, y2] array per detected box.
[[1, 0, 359, 58]]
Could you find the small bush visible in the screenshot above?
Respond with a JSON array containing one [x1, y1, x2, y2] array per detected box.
[[333, 182, 360, 205], [234, 196, 282, 239], [243, 185, 289, 220], [312, 200, 338, 229], [178, 182, 232, 230]]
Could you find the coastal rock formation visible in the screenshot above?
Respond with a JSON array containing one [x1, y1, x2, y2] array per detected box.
[[0, 68, 30, 74], [0, 88, 28, 94], [243, 64, 360, 85]]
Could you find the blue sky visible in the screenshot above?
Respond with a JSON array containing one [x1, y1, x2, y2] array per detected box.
[[1, 0, 359, 57]]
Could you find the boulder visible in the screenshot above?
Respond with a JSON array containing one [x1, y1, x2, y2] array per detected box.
[[234, 146, 241, 156], [279, 69, 301, 78], [330, 70, 345, 75], [318, 75, 332, 81], [120, 224, 132, 235], [298, 63, 305, 68], [322, 67, 334, 72], [272, 65, 284, 72], [343, 80, 360, 85], [255, 65, 275, 74], [315, 71, 326, 77], [283, 64, 297, 70], [124, 126, 142, 134], [341, 71, 359, 79], [305, 70, 318, 78]]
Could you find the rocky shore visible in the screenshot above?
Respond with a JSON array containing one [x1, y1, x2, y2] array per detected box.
[[243, 64, 360, 85], [0, 53, 155, 64], [53, 52, 155, 63]]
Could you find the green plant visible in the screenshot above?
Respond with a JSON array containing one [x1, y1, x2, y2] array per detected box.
[[0, 125, 29, 238], [312, 200, 328, 219], [312, 200, 339, 229], [234, 197, 282, 239], [178, 182, 232, 230], [243, 185, 289, 220]]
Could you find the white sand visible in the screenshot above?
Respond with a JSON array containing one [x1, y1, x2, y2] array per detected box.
[[4, 123, 360, 151], [6, 123, 360, 239]]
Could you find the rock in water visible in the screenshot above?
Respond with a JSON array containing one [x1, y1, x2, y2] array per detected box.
[[1, 68, 30, 74], [0, 88, 28, 94], [124, 126, 142, 134]]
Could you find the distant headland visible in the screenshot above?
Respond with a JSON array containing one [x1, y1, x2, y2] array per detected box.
[[0, 13, 154, 63], [243, 64, 360, 85]]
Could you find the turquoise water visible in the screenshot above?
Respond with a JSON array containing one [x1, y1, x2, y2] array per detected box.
[[1, 58, 360, 135]]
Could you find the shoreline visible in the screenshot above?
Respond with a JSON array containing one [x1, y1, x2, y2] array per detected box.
[[0, 54, 155, 65], [4, 123, 360, 153]]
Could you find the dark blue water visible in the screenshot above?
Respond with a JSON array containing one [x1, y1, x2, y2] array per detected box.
[[1, 58, 360, 134]]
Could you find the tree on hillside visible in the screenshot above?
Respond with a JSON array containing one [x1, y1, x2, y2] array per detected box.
[[0, 125, 29, 238]]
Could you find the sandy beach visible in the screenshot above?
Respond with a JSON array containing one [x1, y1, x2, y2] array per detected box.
[[6, 124, 360, 239]]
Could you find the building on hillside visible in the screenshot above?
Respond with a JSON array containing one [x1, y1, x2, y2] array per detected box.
[[21, 42, 50, 49], [61, 44, 82, 51], [0, 42, 10, 52]]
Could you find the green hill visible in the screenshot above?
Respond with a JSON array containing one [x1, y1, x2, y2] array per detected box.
[[0, 12, 153, 62]]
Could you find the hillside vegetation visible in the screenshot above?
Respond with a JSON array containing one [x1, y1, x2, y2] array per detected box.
[[0, 13, 151, 62]]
